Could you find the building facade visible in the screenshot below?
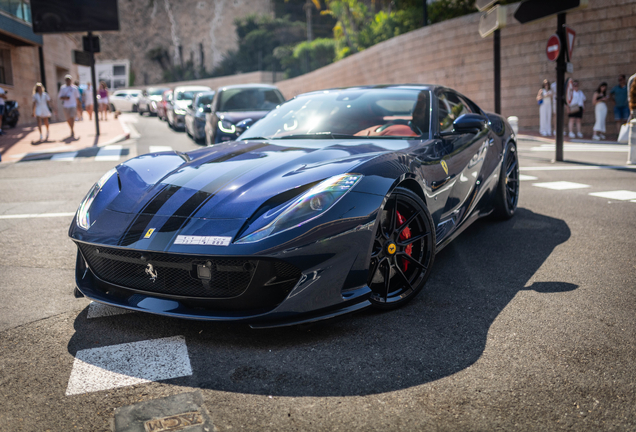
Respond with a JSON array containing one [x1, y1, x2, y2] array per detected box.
[[0, 0, 79, 126]]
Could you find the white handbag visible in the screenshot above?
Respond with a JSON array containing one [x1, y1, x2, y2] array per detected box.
[[618, 123, 630, 143]]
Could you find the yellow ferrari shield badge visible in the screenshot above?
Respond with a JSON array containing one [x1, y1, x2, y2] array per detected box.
[[144, 228, 156, 239], [441, 160, 449, 175], [387, 243, 397, 255]]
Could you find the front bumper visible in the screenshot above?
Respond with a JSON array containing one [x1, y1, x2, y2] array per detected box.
[[172, 113, 186, 127]]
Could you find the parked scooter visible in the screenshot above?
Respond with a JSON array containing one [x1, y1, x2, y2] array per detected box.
[[2, 100, 20, 128]]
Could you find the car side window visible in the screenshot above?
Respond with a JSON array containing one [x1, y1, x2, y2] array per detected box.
[[438, 92, 471, 133]]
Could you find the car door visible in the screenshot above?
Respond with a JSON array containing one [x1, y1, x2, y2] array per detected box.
[[111, 91, 131, 111], [437, 90, 489, 227]]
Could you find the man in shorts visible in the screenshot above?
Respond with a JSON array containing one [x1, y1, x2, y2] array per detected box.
[[58, 74, 81, 138], [610, 74, 629, 130]]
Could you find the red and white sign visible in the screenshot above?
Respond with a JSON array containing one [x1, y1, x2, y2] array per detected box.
[[565, 26, 576, 60], [546, 34, 561, 62]]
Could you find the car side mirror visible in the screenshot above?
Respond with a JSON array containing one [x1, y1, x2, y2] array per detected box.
[[202, 104, 212, 113], [235, 118, 254, 135], [188, 103, 193, 109], [452, 113, 488, 134]]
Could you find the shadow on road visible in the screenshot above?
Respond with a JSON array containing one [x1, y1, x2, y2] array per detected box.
[[68, 208, 575, 396]]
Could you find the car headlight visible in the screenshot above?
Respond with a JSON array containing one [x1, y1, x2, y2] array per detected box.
[[76, 168, 117, 230], [174, 108, 186, 115], [236, 173, 363, 244], [218, 119, 236, 134]]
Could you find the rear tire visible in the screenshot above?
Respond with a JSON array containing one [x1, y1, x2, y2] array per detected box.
[[368, 187, 435, 310], [492, 142, 519, 220]]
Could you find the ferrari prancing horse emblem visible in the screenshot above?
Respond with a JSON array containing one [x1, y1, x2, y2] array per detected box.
[[441, 160, 449, 175], [145, 263, 158, 282], [387, 243, 397, 255]]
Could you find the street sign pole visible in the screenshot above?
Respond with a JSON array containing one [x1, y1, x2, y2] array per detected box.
[[494, 28, 501, 114], [88, 31, 100, 137], [555, 13, 566, 162]]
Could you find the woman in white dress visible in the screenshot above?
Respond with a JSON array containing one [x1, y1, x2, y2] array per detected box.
[[31, 82, 52, 141], [536, 79, 552, 136], [592, 82, 608, 141]]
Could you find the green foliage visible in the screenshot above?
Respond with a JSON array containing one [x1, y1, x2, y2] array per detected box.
[[211, 14, 306, 76], [277, 38, 336, 78]]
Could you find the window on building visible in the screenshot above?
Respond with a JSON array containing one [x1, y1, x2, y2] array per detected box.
[[0, 49, 13, 85], [0, 0, 32, 23]]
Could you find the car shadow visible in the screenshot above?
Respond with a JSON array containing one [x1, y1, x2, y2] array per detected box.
[[67, 208, 575, 397]]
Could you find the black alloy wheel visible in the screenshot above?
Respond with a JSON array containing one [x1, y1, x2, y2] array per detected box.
[[492, 142, 519, 219], [368, 187, 435, 310]]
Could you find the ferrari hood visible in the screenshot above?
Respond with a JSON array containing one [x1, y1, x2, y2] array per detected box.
[[107, 140, 402, 221]]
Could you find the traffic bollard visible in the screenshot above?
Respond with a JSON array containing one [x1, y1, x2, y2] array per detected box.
[[628, 120, 636, 165]]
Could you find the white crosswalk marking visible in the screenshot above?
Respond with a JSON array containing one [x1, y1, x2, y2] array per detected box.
[[519, 174, 538, 181], [51, 151, 78, 161], [149, 146, 173, 153], [66, 336, 192, 396], [530, 144, 627, 152], [589, 190, 636, 201], [533, 181, 590, 190], [0, 212, 75, 220], [86, 301, 133, 319], [95, 145, 123, 161]]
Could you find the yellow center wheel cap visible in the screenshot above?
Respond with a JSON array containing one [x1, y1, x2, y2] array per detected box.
[[387, 243, 397, 255]]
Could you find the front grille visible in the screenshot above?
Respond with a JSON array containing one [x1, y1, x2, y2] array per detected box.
[[77, 243, 297, 299]]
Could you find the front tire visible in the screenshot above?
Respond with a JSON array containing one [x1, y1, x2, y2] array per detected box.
[[492, 142, 519, 219], [368, 187, 435, 310]]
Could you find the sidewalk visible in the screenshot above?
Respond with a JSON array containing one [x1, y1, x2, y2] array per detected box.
[[0, 112, 130, 162]]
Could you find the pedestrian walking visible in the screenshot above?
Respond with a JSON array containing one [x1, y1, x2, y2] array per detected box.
[[536, 79, 552, 136], [84, 82, 94, 120], [58, 74, 81, 138], [550, 80, 558, 135], [568, 80, 586, 139], [31, 82, 52, 141], [628, 73, 636, 121], [98, 81, 109, 121], [0, 85, 6, 135], [74, 80, 84, 121], [610, 74, 629, 130], [592, 82, 609, 141]]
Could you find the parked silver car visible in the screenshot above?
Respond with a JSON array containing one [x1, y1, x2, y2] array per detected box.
[[167, 85, 212, 129], [138, 87, 170, 116]]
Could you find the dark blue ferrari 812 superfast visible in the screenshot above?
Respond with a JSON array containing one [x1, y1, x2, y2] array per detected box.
[[69, 85, 519, 328]]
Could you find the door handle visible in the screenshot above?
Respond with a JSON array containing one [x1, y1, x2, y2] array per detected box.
[[488, 137, 495, 146]]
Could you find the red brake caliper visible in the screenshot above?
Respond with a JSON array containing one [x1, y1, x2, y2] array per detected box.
[[396, 211, 412, 271]]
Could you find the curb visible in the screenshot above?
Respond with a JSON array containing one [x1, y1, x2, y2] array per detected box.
[[517, 134, 624, 145]]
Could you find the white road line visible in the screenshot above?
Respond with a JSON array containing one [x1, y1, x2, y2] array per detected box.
[[520, 165, 636, 171], [529, 144, 627, 152], [149, 146, 173, 153], [51, 151, 79, 161], [533, 181, 590, 190], [66, 336, 192, 396], [86, 301, 133, 319], [589, 190, 636, 201], [519, 174, 538, 181], [0, 212, 75, 220], [95, 145, 123, 161]]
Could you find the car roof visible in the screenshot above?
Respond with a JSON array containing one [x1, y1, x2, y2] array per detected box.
[[217, 83, 281, 91], [295, 84, 440, 98], [114, 88, 143, 93], [174, 86, 212, 91]]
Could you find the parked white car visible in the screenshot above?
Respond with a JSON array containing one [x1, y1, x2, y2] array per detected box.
[[108, 89, 143, 112], [167, 85, 212, 129]]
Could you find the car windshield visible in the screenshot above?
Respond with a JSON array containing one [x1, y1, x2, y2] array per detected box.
[[240, 89, 431, 140], [217, 88, 283, 112], [196, 93, 214, 107], [176, 90, 203, 101], [149, 88, 168, 96]]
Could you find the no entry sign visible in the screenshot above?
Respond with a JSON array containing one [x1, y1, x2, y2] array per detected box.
[[546, 34, 561, 62]]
